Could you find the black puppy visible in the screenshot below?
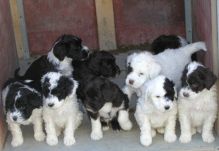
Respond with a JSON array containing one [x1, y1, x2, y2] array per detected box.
[[151, 34, 188, 54], [15, 34, 89, 90], [72, 51, 132, 141]]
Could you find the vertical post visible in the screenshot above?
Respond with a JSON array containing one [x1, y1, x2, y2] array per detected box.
[[95, 0, 117, 50], [184, 0, 193, 43], [9, 0, 29, 59]]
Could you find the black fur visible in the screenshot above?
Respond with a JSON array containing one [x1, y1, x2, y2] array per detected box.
[[3, 79, 42, 121], [72, 51, 129, 131], [41, 73, 74, 101], [151, 35, 181, 54], [163, 78, 175, 101], [15, 34, 88, 91], [181, 63, 217, 93]]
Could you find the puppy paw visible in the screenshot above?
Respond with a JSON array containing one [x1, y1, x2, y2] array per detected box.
[[202, 133, 215, 143], [64, 137, 76, 146], [111, 119, 121, 131], [34, 132, 45, 142], [46, 136, 58, 146], [121, 120, 133, 131], [102, 126, 109, 131], [179, 134, 191, 143], [140, 135, 152, 147], [164, 133, 177, 143], [90, 131, 103, 140], [11, 138, 23, 147]]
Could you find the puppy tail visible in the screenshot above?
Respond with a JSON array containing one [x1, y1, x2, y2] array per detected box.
[[181, 41, 207, 55]]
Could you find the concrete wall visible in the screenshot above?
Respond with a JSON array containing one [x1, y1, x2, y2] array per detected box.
[[0, 0, 18, 149], [192, 0, 213, 69], [23, 0, 186, 54]]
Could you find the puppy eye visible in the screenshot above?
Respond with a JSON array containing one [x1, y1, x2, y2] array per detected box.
[[156, 96, 160, 98], [139, 73, 144, 76]]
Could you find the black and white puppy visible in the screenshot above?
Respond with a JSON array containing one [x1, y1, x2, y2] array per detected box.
[[178, 61, 217, 143], [15, 34, 89, 90], [72, 51, 132, 140], [151, 34, 188, 54], [41, 72, 82, 146], [135, 75, 177, 146], [2, 79, 44, 147]]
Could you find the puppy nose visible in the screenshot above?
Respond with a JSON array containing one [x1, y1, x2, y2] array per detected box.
[[13, 116, 17, 121], [129, 80, 134, 85], [164, 106, 170, 110], [48, 103, 54, 107], [183, 92, 189, 97]]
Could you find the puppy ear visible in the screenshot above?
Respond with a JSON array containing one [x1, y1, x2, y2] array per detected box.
[[148, 61, 161, 79], [53, 43, 66, 61], [203, 68, 217, 90]]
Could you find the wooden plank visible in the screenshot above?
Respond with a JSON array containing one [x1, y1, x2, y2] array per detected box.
[[9, 0, 29, 59], [95, 0, 117, 50], [184, 0, 193, 43]]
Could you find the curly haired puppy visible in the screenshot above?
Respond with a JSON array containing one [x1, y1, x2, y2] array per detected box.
[[72, 51, 132, 140], [135, 75, 177, 146], [41, 72, 82, 146], [2, 79, 44, 147], [178, 61, 217, 143]]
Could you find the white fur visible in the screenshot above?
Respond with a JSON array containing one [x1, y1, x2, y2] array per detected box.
[[47, 50, 73, 77], [178, 85, 217, 143], [43, 79, 83, 146], [123, 42, 207, 99], [6, 109, 45, 147], [178, 36, 188, 46], [135, 76, 177, 146]]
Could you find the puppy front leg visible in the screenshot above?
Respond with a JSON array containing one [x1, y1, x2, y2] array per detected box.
[[33, 116, 45, 142], [8, 122, 23, 147], [135, 109, 152, 146], [179, 114, 192, 143], [88, 112, 103, 140], [44, 116, 58, 146], [63, 118, 75, 146], [164, 115, 177, 143], [118, 110, 132, 131], [202, 115, 217, 143]]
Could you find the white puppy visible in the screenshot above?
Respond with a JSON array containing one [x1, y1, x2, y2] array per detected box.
[[123, 42, 207, 99], [41, 72, 83, 146], [135, 75, 177, 146], [178, 61, 217, 143]]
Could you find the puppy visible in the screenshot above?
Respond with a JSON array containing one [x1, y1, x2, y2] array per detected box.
[[151, 34, 188, 54], [15, 34, 89, 90], [178, 61, 217, 143], [72, 51, 132, 140], [41, 72, 82, 146], [2, 79, 45, 147], [123, 41, 207, 99], [135, 75, 177, 146]]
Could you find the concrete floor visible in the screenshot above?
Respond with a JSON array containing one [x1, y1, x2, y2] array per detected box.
[[3, 51, 219, 151]]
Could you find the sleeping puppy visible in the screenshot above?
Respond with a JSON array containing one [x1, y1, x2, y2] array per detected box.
[[135, 75, 177, 146], [15, 34, 89, 90], [72, 51, 132, 140], [123, 41, 207, 99], [2, 79, 44, 147], [178, 61, 217, 143], [41, 72, 82, 146], [151, 34, 188, 54]]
